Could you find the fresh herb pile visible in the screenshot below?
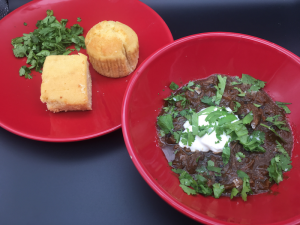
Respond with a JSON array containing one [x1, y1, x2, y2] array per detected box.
[[157, 74, 293, 201], [11, 10, 86, 79]]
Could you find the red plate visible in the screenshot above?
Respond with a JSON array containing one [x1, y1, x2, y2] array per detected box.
[[0, 0, 173, 142]]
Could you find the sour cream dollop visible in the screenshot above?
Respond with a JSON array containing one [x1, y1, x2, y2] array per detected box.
[[179, 107, 239, 153]]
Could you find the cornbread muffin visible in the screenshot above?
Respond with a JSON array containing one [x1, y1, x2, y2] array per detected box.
[[40, 54, 92, 113], [85, 21, 139, 78]]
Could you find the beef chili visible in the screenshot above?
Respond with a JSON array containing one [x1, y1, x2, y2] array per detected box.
[[156, 74, 293, 201]]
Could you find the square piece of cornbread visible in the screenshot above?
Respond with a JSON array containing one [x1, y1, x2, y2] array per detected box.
[[40, 54, 92, 113]]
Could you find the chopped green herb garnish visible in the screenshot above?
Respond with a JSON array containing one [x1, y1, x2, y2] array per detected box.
[[275, 101, 291, 114], [159, 130, 165, 137], [236, 152, 245, 162], [222, 142, 230, 165], [207, 160, 222, 176], [260, 123, 285, 142], [239, 130, 266, 152], [182, 81, 195, 92], [213, 183, 225, 198], [266, 115, 290, 131], [19, 66, 33, 79], [164, 93, 188, 108], [253, 103, 261, 107], [24, 22, 27, 26], [233, 101, 241, 113], [275, 140, 289, 158], [157, 114, 174, 134], [77, 17, 82, 22], [201, 96, 215, 106], [231, 76, 242, 85], [230, 188, 239, 199], [268, 154, 292, 184], [233, 87, 246, 97], [169, 82, 179, 90], [163, 106, 179, 118], [237, 170, 252, 201], [173, 131, 182, 143], [196, 165, 209, 175], [179, 184, 196, 195], [168, 161, 172, 166], [212, 75, 227, 105], [241, 74, 266, 92], [12, 10, 86, 79], [242, 112, 253, 124], [173, 169, 212, 196]]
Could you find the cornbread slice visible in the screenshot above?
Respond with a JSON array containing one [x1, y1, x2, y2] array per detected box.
[[40, 54, 92, 113], [85, 20, 139, 78]]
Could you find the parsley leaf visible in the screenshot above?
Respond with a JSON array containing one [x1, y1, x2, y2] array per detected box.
[[236, 152, 245, 162], [231, 76, 242, 85], [253, 103, 261, 107], [207, 160, 221, 176], [77, 17, 82, 22], [182, 81, 195, 92], [222, 143, 230, 165], [260, 123, 285, 142], [201, 96, 215, 106], [157, 114, 174, 134], [230, 188, 239, 199], [233, 101, 241, 113], [266, 115, 290, 131], [237, 170, 252, 201], [164, 93, 188, 108], [173, 169, 212, 196], [233, 87, 246, 97], [275, 101, 291, 114], [11, 10, 86, 79], [24, 22, 27, 26], [268, 154, 292, 184], [212, 75, 227, 105], [196, 165, 209, 175], [240, 130, 265, 152], [241, 74, 266, 92], [242, 112, 253, 124], [169, 82, 179, 90], [213, 183, 225, 198], [173, 131, 182, 143], [275, 140, 289, 158], [179, 184, 197, 195], [19, 66, 33, 79]]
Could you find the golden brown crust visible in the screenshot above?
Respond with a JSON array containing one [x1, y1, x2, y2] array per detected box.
[[85, 21, 139, 78], [40, 54, 92, 113]]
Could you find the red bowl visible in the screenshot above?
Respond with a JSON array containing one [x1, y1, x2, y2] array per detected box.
[[122, 32, 300, 224]]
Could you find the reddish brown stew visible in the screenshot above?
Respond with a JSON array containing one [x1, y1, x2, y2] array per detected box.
[[158, 74, 293, 196]]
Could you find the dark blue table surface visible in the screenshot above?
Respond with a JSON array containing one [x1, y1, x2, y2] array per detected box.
[[1, 0, 300, 224]]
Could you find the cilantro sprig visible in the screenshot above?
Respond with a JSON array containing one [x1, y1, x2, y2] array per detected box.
[[231, 74, 266, 92], [266, 115, 290, 131], [276, 101, 291, 114], [11, 10, 86, 79], [212, 75, 227, 105], [172, 169, 213, 196], [237, 170, 252, 201], [268, 154, 292, 184]]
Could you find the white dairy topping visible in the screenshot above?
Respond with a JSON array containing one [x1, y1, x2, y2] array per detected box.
[[179, 107, 239, 153]]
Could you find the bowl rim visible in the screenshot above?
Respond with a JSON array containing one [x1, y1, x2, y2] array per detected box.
[[121, 32, 300, 225]]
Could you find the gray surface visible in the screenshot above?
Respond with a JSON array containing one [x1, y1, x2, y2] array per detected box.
[[0, 0, 8, 19]]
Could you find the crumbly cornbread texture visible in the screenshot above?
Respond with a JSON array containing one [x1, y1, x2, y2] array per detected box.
[[40, 54, 92, 113], [85, 20, 139, 78]]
